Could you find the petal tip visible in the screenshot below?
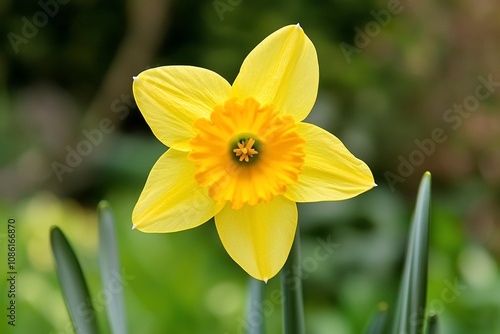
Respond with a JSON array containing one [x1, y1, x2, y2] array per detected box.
[[132, 223, 138, 230], [264, 278, 269, 284], [132, 75, 138, 81]]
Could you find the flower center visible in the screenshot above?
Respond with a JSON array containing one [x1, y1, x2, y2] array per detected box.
[[188, 98, 305, 210], [233, 138, 258, 162]]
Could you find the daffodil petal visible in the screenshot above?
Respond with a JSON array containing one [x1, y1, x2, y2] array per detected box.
[[230, 24, 318, 122], [215, 196, 297, 281], [285, 123, 375, 202], [132, 149, 222, 232], [133, 66, 231, 151]]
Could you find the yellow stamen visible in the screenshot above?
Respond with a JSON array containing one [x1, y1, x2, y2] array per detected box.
[[233, 138, 258, 162]]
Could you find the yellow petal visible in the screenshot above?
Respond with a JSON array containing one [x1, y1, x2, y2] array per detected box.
[[133, 66, 231, 151], [132, 149, 222, 232], [230, 24, 319, 122], [285, 123, 375, 202], [215, 196, 297, 281]]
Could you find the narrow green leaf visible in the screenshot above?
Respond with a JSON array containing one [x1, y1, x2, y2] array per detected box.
[[427, 313, 438, 334], [98, 201, 127, 334], [393, 235, 413, 333], [246, 278, 265, 334], [50, 226, 99, 334], [281, 227, 305, 334], [408, 172, 431, 334], [393, 172, 431, 334], [365, 302, 388, 334]]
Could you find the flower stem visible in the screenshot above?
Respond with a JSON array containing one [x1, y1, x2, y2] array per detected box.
[[246, 277, 265, 334], [281, 227, 305, 334]]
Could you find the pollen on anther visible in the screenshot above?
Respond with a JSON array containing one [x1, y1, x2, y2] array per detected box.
[[233, 138, 258, 162]]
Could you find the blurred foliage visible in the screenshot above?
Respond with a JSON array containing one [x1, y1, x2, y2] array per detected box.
[[0, 0, 499, 333]]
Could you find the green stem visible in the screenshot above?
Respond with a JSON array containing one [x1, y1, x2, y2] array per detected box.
[[246, 278, 265, 334], [281, 227, 305, 334]]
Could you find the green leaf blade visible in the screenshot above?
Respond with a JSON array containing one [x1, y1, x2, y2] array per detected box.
[[393, 172, 432, 334], [409, 172, 431, 334], [427, 313, 438, 334], [365, 302, 388, 334], [50, 226, 99, 334], [98, 201, 127, 334]]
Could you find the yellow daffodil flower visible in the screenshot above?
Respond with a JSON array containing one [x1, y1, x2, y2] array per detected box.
[[132, 24, 375, 282]]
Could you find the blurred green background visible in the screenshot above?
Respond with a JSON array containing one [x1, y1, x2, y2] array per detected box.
[[1, 0, 499, 333]]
